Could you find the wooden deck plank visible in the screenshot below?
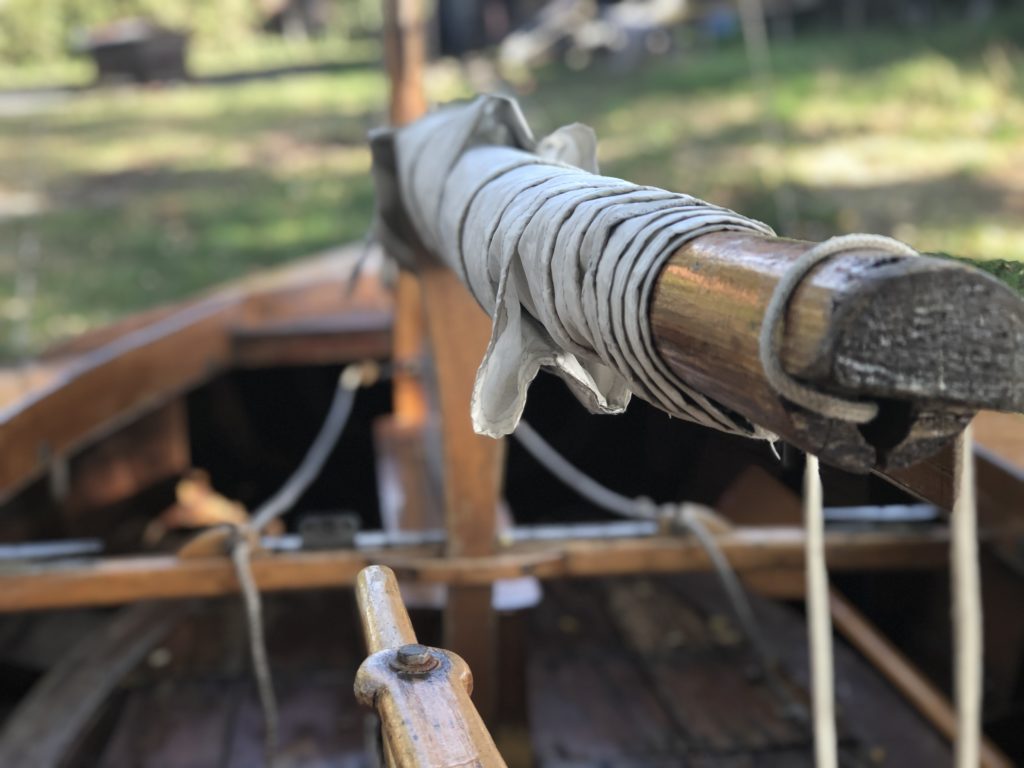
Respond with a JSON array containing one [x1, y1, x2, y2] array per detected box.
[[0, 602, 186, 768], [528, 576, 954, 766]]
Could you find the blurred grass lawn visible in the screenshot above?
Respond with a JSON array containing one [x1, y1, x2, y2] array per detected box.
[[2, 9, 1024, 359]]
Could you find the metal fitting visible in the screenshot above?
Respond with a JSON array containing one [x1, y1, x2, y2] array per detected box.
[[391, 643, 439, 676]]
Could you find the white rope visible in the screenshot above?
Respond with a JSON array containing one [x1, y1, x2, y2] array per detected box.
[[952, 423, 982, 768], [803, 454, 837, 768], [231, 536, 279, 766], [761, 233, 983, 768]]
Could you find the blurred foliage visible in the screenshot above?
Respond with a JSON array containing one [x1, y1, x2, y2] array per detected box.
[[0, 67, 470, 357], [0, 0, 383, 67], [0, 0, 254, 64], [2, 5, 1024, 359], [521, 6, 1024, 268]]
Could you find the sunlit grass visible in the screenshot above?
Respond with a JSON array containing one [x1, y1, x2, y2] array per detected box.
[[521, 11, 1024, 264], [2, 7, 1024, 359]]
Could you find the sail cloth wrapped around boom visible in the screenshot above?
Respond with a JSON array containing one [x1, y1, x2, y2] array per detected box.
[[372, 94, 776, 440]]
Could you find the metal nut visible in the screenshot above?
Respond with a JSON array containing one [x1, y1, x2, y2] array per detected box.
[[391, 643, 439, 675]]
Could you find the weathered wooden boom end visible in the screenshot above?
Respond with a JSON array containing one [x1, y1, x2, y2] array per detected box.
[[653, 231, 1024, 471]]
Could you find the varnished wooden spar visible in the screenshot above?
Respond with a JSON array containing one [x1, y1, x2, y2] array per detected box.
[[650, 231, 1024, 471], [380, 112, 1024, 471], [381, 0, 504, 724], [353, 566, 506, 767]]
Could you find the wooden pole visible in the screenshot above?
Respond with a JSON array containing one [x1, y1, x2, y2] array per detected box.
[[421, 266, 504, 726], [650, 231, 1024, 471], [380, 0, 504, 724], [379, 118, 1024, 472], [383, 0, 430, 426], [356, 563, 418, 654], [354, 566, 507, 768]]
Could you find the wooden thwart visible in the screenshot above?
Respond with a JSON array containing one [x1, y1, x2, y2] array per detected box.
[[0, 526, 949, 613]]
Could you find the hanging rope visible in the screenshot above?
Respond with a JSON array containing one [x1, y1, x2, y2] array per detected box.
[[802, 453, 837, 768], [952, 423, 982, 768], [513, 419, 776, 676], [231, 534, 280, 765], [760, 233, 982, 768], [230, 364, 366, 766]]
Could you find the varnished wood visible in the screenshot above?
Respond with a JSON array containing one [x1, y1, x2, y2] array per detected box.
[[0, 245, 391, 504], [384, 0, 430, 426], [383, 0, 427, 127], [61, 399, 190, 536], [652, 231, 1022, 471], [0, 527, 948, 613], [356, 564, 418, 653], [0, 301, 231, 506], [420, 265, 505, 725], [354, 566, 506, 767], [373, 415, 444, 533], [392, 273, 430, 424], [231, 311, 391, 369]]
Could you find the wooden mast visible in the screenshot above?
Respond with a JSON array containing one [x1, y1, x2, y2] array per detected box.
[[384, 0, 429, 425], [381, 0, 504, 725]]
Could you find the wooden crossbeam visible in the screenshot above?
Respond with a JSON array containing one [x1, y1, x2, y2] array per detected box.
[[0, 527, 949, 613]]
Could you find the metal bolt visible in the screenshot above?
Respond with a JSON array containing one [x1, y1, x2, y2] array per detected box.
[[391, 643, 438, 675]]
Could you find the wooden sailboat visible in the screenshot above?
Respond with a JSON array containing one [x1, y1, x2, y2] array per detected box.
[[2, 1, 1024, 765]]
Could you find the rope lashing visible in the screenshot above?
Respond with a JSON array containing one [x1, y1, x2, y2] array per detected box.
[[378, 95, 777, 441], [230, 363, 367, 767], [760, 233, 982, 768]]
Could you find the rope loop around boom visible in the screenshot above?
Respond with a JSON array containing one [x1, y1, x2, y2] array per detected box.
[[759, 233, 918, 425]]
